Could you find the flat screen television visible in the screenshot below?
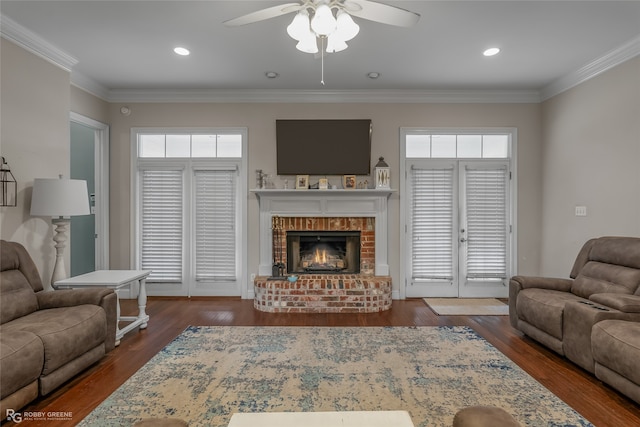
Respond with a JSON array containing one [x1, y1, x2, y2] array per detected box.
[[276, 119, 372, 175]]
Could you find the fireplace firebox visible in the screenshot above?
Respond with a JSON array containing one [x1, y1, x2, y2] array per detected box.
[[286, 231, 360, 274]]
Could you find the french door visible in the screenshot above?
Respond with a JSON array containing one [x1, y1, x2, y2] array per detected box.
[[406, 160, 511, 298]]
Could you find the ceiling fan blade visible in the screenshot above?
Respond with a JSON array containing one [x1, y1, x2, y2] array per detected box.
[[344, 0, 420, 27], [224, 3, 302, 27]]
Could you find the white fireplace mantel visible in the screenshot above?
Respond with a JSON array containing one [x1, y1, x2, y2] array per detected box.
[[253, 189, 394, 277]]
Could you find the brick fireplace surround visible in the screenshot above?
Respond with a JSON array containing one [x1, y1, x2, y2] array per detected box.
[[252, 189, 393, 313]]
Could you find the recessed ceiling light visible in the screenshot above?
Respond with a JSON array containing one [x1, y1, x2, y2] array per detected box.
[[367, 72, 381, 79], [173, 47, 190, 56], [265, 71, 279, 79], [483, 47, 500, 57]]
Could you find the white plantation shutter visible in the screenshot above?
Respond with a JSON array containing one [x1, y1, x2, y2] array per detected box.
[[140, 169, 183, 282], [194, 169, 237, 281], [411, 166, 455, 280], [464, 165, 508, 279]]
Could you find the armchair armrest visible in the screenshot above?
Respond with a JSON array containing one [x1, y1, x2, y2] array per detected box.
[[37, 288, 114, 308], [509, 276, 573, 329], [510, 276, 573, 292], [37, 289, 118, 353], [589, 293, 640, 313]]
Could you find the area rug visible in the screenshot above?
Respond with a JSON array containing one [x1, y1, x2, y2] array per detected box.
[[424, 298, 509, 315], [79, 326, 591, 427]]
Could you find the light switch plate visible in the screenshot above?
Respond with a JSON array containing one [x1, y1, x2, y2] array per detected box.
[[575, 206, 587, 216]]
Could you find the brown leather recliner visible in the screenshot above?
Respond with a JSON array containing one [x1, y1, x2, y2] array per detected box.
[[0, 240, 117, 413], [509, 236, 640, 403]]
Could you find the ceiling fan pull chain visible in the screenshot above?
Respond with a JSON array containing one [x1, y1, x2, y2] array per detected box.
[[321, 37, 325, 85]]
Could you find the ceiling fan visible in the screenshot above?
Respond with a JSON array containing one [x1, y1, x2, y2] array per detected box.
[[224, 0, 420, 54]]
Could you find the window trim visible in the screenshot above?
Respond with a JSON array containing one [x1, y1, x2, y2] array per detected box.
[[399, 127, 518, 299], [130, 127, 248, 298]]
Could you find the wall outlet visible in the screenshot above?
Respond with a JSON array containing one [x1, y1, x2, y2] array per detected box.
[[575, 206, 587, 217]]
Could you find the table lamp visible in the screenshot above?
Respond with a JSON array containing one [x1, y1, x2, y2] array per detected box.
[[30, 175, 90, 287]]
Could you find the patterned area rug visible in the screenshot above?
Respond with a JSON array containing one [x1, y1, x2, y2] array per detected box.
[[424, 298, 510, 315], [79, 326, 591, 427]]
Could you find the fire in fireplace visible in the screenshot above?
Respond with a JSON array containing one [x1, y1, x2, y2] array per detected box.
[[286, 231, 361, 274]]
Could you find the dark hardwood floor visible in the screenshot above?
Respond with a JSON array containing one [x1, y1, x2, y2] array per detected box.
[[11, 298, 640, 427]]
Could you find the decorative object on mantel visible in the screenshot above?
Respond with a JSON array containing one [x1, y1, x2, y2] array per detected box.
[[30, 175, 91, 287], [0, 156, 17, 207], [318, 178, 329, 190], [375, 156, 390, 189], [271, 216, 286, 278], [295, 175, 309, 190], [255, 169, 264, 189], [343, 174, 356, 189]]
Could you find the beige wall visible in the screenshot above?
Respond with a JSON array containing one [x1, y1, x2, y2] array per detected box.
[[540, 57, 640, 277], [71, 85, 110, 124], [108, 102, 543, 294], [0, 39, 73, 287], [17, 38, 640, 296]]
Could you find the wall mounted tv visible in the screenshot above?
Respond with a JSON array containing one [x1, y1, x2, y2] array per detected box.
[[276, 119, 372, 175]]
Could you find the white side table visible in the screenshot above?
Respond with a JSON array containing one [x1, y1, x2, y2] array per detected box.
[[228, 411, 415, 427], [54, 270, 152, 346]]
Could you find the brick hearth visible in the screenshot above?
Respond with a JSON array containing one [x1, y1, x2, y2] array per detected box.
[[254, 275, 392, 313]]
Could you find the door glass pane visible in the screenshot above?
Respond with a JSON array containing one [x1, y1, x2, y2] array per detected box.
[[457, 135, 482, 158], [217, 134, 242, 158], [139, 135, 165, 157], [482, 135, 509, 158], [464, 166, 507, 279], [406, 135, 431, 158], [194, 170, 237, 281], [140, 170, 183, 282], [166, 135, 191, 157], [192, 135, 217, 157], [411, 167, 455, 280], [431, 135, 456, 158]]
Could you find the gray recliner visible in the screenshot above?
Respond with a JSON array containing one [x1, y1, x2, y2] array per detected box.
[[0, 240, 117, 413], [509, 236, 640, 403]]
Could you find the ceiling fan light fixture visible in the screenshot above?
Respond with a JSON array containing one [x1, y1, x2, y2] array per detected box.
[[287, 10, 310, 41], [311, 3, 337, 36], [296, 32, 319, 53], [335, 10, 359, 42], [326, 34, 348, 53]]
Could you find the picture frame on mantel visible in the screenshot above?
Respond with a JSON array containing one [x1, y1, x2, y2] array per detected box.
[[343, 175, 356, 189], [296, 175, 309, 190], [318, 178, 329, 190]]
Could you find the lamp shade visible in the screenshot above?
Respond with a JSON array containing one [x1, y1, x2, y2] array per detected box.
[[311, 4, 336, 36], [30, 177, 90, 217], [287, 10, 310, 41], [335, 10, 359, 42]]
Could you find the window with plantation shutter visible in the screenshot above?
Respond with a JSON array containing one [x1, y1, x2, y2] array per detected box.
[[194, 169, 237, 282], [463, 165, 508, 280], [134, 128, 246, 297], [140, 169, 183, 282], [411, 165, 455, 281], [402, 128, 514, 298]]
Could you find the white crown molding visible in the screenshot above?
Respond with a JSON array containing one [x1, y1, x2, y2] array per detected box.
[[541, 35, 640, 101], [106, 88, 541, 104], [0, 15, 77, 72], [70, 71, 111, 101]]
